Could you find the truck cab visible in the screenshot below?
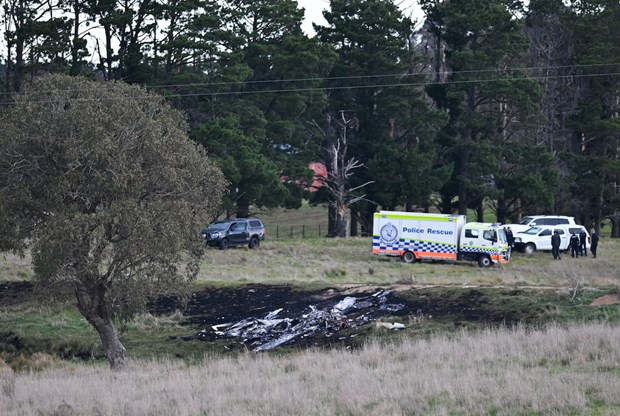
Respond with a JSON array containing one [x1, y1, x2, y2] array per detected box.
[[457, 223, 510, 267]]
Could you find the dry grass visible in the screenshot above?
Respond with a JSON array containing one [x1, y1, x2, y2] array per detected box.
[[4, 236, 618, 289], [0, 251, 33, 282], [3, 239, 616, 297], [198, 237, 620, 289], [2, 322, 620, 415], [2, 233, 619, 415]]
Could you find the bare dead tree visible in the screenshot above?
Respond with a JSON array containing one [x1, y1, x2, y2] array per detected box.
[[319, 111, 374, 238]]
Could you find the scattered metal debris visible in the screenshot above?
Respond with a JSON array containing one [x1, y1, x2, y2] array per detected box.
[[376, 322, 406, 330], [198, 290, 405, 351]]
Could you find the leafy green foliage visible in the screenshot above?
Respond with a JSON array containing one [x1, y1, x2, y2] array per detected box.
[[422, 0, 543, 215], [0, 75, 226, 367], [317, 0, 447, 230]]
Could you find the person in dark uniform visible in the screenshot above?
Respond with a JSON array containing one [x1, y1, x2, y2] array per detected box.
[[590, 229, 599, 258], [579, 229, 588, 256], [569, 231, 580, 258], [505, 227, 515, 251], [551, 229, 561, 260]]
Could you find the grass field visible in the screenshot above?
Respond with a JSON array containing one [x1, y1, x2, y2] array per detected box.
[[2, 204, 620, 415]]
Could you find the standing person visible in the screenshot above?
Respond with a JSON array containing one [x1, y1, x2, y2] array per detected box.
[[579, 229, 588, 256], [505, 227, 515, 251], [551, 229, 561, 260], [569, 231, 580, 258], [590, 229, 599, 258]]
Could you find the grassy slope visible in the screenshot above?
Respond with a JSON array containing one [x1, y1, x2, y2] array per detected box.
[[2, 203, 620, 358], [2, 204, 620, 414], [2, 223, 619, 360]]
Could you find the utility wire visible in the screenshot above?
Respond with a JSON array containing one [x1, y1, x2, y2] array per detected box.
[[0, 62, 618, 99], [143, 62, 620, 91], [0, 62, 620, 95], [1, 70, 618, 106]]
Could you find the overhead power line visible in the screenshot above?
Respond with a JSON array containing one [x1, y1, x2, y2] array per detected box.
[[1, 65, 618, 105], [1, 62, 617, 98], [146, 62, 620, 90]]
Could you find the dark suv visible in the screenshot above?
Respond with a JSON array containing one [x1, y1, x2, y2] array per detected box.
[[201, 218, 266, 250]]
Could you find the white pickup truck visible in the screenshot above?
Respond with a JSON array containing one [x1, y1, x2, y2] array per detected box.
[[505, 215, 576, 234], [513, 225, 590, 255]]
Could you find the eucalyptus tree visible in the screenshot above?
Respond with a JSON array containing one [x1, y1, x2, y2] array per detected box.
[[524, 0, 577, 155], [1, 0, 74, 91], [179, 0, 335, 218], [316, 0, 448, 233], [0, 75, 226, 369], [80, 0, 160, 82], [421, 0, 545, 220], [565, 0, 620, 236]]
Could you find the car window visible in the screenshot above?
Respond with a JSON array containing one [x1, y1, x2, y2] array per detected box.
[[236, 222, 247, 231], [465, 229, 479, 238], [210, 222, 231, 230], [518, 217, 533, 225], [556, 229, 565, 235], [539, 229, 551, 236], [249, 220, 262, 228], [523, 227, 542, 235], [556, 219, 569, 224], [483, 230, 496, 241]]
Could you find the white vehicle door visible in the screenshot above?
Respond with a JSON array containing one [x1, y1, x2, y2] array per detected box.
[[556, 228, 569, 249], [536, 228, 553, 250]]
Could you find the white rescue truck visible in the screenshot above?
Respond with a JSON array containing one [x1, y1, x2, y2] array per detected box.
[[372, 211, 510, 267]]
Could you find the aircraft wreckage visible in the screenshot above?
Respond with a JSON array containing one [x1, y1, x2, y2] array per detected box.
[[198, 290, 405, 351]]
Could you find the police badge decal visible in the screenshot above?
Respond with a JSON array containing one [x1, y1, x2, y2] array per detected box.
[[380, 222, 398, 245]]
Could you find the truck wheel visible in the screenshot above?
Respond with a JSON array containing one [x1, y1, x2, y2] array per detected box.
[[248, 236, 260, 249], [401, 251, 416, 264], [219, 238, 229, 250], [478, 255, 492, 268], [524, 243, 536, 255]]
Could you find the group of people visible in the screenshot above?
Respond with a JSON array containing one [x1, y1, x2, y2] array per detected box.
[[504, 223, 601, 261], [551, 228, 599, 260]]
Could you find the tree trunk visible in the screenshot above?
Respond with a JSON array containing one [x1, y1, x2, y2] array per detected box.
[[236, 199, 250, 218], [496, 197, 508, 224], [328, 205, 336, 236], [476, 203, 484, 222], [94, 318, 129, 370], [350, 209, 358, 237], [611, 213, 620, 238], [69, 0, 81, 76], [75, 282, 128, 370], [334, 206, 347, 237], [358, 205, 375, 237], [458, 87, 476, 216]]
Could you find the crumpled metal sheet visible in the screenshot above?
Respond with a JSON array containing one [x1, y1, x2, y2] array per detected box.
[[198, 290, 405, 351]]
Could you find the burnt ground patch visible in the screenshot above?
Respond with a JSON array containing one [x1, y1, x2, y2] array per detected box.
[[148, 285, 550, 351], [0, 281, 35, 306], [1, 281, 576, 355]]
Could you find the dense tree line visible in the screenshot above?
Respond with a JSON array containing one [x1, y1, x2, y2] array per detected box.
[[1, 0, 618, 236]]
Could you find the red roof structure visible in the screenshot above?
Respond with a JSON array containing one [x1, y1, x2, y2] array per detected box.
[[307, 162, 327, 192]]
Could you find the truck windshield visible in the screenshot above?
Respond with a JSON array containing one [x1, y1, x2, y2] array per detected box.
[[496, 228, 507, 244], [209, 221, 232, 230], [518, 217, 534, 225], [522, 227, 542, 235]]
